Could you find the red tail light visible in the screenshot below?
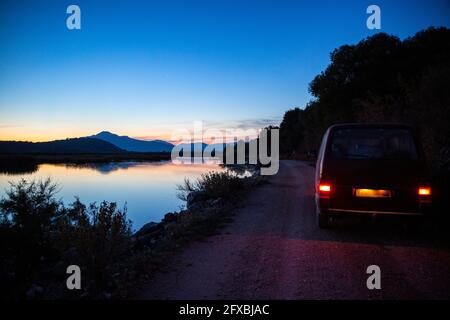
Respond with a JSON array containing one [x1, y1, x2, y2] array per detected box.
[[318, 183, 332, 198], [418, 187, 431, 196], [319, 184, 331, 192]]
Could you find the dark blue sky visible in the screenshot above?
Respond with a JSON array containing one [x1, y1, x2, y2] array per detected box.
[[1, 0, 449, 141]]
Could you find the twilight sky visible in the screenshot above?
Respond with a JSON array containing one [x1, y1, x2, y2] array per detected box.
[[0, 0, 449, 142]]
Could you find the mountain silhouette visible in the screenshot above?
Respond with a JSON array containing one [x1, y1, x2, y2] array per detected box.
[[172, 142, 242, 157], [0, 132, 240, 155], [172, 142, 208, 155], [0, 138, 125, 154], [89, 131, 174, 152]]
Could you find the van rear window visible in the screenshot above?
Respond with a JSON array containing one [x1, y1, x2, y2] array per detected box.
[[330, 128, 419, 160]]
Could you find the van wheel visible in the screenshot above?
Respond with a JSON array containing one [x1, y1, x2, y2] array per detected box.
[[317, 213, 330, 228]]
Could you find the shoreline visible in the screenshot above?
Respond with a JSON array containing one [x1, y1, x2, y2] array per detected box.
[[0, 152, 172, 164], [0, 153, 172, 175], [0, 160, 263, 299], [125, 168, 264, 298]]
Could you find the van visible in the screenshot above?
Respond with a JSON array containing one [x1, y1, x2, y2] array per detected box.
[[315, 124, 432, 228]]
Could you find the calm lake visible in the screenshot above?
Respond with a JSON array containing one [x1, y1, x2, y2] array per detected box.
[[0, 161, 227, 231]]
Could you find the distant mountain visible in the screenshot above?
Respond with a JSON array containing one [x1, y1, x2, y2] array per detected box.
[[89, 131, 173, 152], [172, 142, 208, 155], [206, 142, 239, 152], [0, 138, 125, 154], [172, 142, 243, 156], [205, 143, 226, 152], [0, 131, 243, 155]]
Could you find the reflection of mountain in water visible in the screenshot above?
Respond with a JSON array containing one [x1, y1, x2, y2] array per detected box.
[[0, 161, 39, 175], [0, 160, 253, 176], [0, 161, 156, 175], [63, 161, 167, 174]]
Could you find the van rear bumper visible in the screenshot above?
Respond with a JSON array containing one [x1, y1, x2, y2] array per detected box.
[[326, 208, 423, 216], [316, 194, 432, 216]]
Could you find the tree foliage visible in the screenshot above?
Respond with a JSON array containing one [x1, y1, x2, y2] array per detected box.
[[280, 27, 450, 169]]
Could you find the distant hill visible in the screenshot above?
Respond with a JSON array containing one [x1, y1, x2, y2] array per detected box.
[[0, 131, 242, 155], [89, 131, 174, 152], [172, 142, 244, 156], [172, 142, 208, 155], [0, 138, 125, 154]]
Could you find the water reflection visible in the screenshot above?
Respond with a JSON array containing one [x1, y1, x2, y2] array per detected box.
[[0, 161, 226, 230], [0, 161, 39, 175], [62, 162, 165, 174]]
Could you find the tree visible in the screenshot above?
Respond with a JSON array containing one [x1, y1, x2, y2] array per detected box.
[[280, 27, 450, 167]]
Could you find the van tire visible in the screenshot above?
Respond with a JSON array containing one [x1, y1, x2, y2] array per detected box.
[[317, 213, 330, 228]]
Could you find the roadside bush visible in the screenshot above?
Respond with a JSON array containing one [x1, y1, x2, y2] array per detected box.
[[0, 178, 63, 298], [58, 199, 132, 294], [177, 170, 245, 201], [0, 178, 132, 299]]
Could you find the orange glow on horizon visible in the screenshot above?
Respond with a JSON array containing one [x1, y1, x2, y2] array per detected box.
[[0, 131, 174, 143], [0, 121, 262, 144], [1, 131, 259, 144]]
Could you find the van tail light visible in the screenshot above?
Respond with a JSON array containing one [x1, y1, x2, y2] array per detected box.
[[318, 182, 332, 198], [418, 187, 432, 204], [418, 187, 431, 196]]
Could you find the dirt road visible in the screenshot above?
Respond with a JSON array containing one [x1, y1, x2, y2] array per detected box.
[[139, 160, 450, 299]]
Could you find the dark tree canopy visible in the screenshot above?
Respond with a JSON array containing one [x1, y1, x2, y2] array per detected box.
[[280, 27, 450, 168]]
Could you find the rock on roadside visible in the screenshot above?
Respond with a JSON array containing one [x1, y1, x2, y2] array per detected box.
[[186, 191, 209, 209], [136, 222, 159, 236]]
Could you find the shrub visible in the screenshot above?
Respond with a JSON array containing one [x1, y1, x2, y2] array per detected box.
[[177, 170, 245, 201], [61, 199, 132, 291], [0, 178, 63, 297], [0, 178, 132, 299]]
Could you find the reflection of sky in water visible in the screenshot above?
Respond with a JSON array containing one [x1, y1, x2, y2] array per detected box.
[[0, 161, 225, 231]]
